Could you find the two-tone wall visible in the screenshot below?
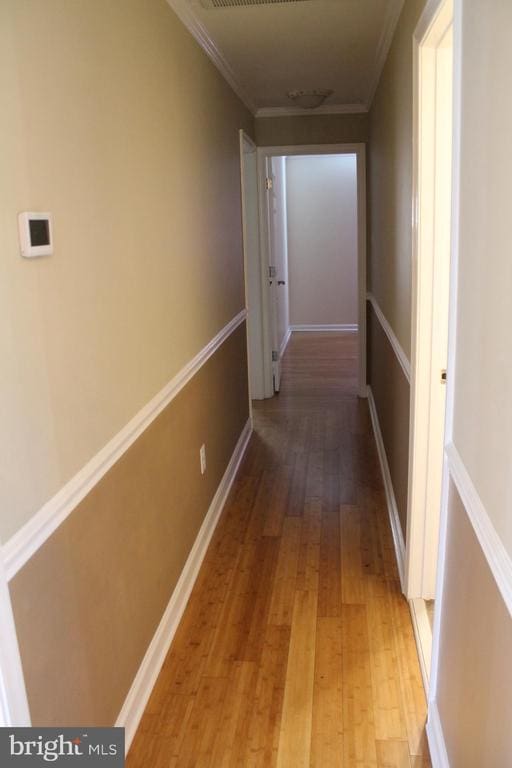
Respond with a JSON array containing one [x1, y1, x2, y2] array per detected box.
[[433, 0, 512, 763], [367, 0, 425, 545], [0, 0, 252, 733], [368, 0, 512, 764]]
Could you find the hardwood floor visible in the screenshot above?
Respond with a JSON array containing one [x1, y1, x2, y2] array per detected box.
[[126, 332, 431, 768]]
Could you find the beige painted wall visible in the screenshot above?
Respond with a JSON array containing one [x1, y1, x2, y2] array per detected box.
[[436, 482, 512, 766], [366, 0, 426, 551], [452, 0, 512, 557], [10, 325, 249, 726], [367, 1, 512, 763], [368, 0, 426, 358], [255, 113, 369, 147], [286, 155, 358, 326], [367, 304, 410, 538], [0, 0, 253, 541], [434, 3, 512, 762]]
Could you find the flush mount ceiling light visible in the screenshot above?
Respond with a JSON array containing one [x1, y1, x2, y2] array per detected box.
[[287, 89, 334, 109], [200, 0, 314, 7]]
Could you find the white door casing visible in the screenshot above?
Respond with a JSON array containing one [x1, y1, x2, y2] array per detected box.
[[256, 143, 367, 399], [239, 130, 265, 401], [406, 0, 453, 603]]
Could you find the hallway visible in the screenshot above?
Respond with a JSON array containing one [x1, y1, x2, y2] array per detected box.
[[126, 332, 430, 767]]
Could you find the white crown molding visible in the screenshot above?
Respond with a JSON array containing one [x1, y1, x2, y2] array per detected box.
[[255, 103, 368, 118], [365, 0, 405, 109], [117, 418, 252, 753], [367, 386, 406, 590], [290, 324, 358, 332], [446, 442, 512, 618], [367, 292, 411, 383], [165, 0, 257, 114], [2, 309, 247, 581]]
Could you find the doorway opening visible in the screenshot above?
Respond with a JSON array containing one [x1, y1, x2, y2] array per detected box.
[[406, 0, 454, 690], [241, 143, 366, 402]]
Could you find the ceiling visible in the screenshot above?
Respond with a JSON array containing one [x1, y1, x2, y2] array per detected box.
[[167, 0, 404, 116]]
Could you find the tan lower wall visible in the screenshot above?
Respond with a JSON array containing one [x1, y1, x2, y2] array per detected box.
[[436, 480, 512, 767], [255, 113, 369, 147], [367, 301, 410, 538], [9, 323, 249, 727]]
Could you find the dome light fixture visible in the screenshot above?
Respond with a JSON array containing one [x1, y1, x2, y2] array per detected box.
[[287, 89, 334, 109]]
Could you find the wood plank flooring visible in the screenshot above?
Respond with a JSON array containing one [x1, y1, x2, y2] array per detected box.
[[126, 332, 431, 768]]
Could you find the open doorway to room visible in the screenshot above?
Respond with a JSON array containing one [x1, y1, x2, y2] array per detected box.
[[243, 143, 366, 402], [406, 0, 454, 691]]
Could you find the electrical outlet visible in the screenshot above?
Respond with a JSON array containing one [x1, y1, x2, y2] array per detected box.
[[200, 444, 206, 475]]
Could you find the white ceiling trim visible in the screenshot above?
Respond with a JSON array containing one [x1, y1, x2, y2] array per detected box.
[[364, 0, 405, 108], [167, 0, 404, 118], [166, 0, 258, 114], [256, 103, 368, 118]]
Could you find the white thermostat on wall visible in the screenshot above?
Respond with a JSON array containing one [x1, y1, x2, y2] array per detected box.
[[18, 211, 53, 258]]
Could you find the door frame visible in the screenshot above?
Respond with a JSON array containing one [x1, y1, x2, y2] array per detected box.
[[239, 129, 264, 403], [406, 0, 454, 603], [428, 0, 462, 710], [256, 143, 367, 398]]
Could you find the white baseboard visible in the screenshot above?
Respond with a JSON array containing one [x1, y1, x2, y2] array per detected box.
[[427, 701, 450, 767], [409, 598, 432, 693], [289, 323, 358, 332], [367, 386, 406, 589], [2, 310, 247, 581], [280, 327, 292, 358], [116, 418, 252, 753]]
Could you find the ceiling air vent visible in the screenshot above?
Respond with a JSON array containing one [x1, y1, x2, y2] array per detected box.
[[200, 0, 313, 8]]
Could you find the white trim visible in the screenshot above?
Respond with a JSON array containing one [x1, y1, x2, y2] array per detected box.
[[428, 0, 462, 703], [279, 327, 292, 358], [367, 387, 406, 590], [406, 0, 453, 603], [240, 129, 264, 403], [367, 292, 411, 382], [356, 147, 367, 398], [426, 701, 450, 768], [165, 0, 256, 114], [257, 143, 367, 399], [255, 103, 367, 118], [416, 0, 451, 40], [2, 310, 247, 581], [165, 0, 403, 117], [117, 418, 252, 753], [365, 0, 406, 108], [257, 142, 366, 156], [446, 443, 512, 618], [0, 557, 31, 726], [289, 324, 358, 333], [409, 598, 432, 693]]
